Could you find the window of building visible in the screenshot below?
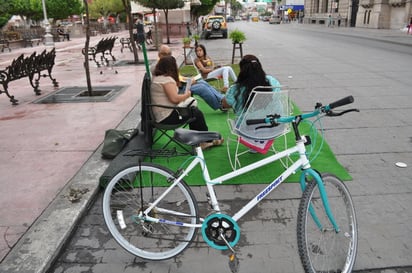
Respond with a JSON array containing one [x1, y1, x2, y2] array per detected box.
[[363, 9, 371, 24]]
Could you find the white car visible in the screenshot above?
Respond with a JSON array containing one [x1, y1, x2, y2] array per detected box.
[[269, 15, 281, 24]]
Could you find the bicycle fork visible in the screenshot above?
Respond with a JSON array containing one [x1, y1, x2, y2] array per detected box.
[[300, 169, 340, 232]]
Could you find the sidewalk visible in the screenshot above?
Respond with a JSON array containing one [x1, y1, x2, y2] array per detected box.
[[0, 31, 185, 272], [298, 23, 412, 46], [0, 25, 411, 273]]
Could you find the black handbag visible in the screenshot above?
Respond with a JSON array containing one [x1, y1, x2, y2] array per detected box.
[[101, 128, 139, 159]]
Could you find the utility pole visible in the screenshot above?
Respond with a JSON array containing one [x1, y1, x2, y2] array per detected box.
[[42, 0, 55, 46]]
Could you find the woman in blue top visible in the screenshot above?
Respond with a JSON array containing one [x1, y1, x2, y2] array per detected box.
[[221, 54, 280, 115]]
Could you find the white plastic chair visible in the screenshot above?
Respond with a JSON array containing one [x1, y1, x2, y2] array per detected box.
[[226, 87, 292, 170]]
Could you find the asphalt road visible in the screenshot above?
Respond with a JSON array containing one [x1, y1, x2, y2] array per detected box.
[[48, 22, 412, 273]]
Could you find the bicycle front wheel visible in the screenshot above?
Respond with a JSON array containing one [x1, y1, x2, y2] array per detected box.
[[102, 163, 199, 260], [297, 173, 358, 273]]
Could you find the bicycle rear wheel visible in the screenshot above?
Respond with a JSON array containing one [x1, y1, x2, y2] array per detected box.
[[297, 173, 358, 273], [102, 163, 199, 260]]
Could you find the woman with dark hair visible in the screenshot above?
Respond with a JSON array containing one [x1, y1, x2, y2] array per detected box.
[[151, 55, 224, 149], [221, 54, 280, 115], [194, 44, 237, 92]]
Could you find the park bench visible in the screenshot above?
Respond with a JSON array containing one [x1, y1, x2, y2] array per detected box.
[[119, 37, 132, 53], [22, 32, 42, 47], [82, 36, 117, 67], [30, 48, 59, 92], [0, 48, 59, 105]]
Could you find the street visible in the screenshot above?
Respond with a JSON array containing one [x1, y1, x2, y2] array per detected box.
[[48, 22, 412, 273]]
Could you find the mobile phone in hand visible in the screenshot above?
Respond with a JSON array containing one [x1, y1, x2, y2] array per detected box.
[[185, 78, 192, 92]]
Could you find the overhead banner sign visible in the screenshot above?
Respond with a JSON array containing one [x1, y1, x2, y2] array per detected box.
[[280, 5, 304, 11]]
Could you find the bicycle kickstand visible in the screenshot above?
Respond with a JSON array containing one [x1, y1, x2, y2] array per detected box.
[[219, 232, 240, 273]]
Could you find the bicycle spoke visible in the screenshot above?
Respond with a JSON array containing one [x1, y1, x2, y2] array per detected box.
[[103, 164, 199, 260], [297, 174, 358, 273]]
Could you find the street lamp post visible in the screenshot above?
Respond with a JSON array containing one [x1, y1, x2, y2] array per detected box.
[[42, 0, 54, 46]]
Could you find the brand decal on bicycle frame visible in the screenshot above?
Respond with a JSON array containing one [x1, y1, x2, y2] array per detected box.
[[159, 219, 184, 226], [257, 175, 283, 201]]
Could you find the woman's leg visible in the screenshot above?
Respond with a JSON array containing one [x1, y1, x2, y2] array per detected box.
[[189, 107, 208, 131], [207, 67, 237, 89], [190, 80, 224, 110], [227, 66, 237, 82], [161, 108, 208, 131], [207, 67, 226, 86]]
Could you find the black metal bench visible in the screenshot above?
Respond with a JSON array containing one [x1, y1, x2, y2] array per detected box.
[[22, 32, 42, 47], [82, 36, 117, 67], [119, 38, 132, 53], [0, 48, 59, 105], [30, 48, 59, 93]]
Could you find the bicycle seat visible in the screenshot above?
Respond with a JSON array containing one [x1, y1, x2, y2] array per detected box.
[[174, 128, 222, 146]]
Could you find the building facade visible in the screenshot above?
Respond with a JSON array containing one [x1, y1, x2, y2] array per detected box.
[[303, 0, 412, 29]]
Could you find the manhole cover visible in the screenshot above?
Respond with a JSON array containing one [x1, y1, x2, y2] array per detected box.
[[33, 85, 127, 103]]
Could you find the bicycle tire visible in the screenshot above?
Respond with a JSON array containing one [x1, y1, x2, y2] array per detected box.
[[297, 173, 358, 273], [102, 163, 199, 260]]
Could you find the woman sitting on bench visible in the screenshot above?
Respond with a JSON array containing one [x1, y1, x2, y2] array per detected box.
[[57, 25, 70, 41]]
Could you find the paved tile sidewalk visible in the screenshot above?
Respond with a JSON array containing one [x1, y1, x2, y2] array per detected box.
[[0, 31, 185, 268]]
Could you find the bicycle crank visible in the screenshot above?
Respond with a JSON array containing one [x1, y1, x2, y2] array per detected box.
[[219, 229, 240, 273]]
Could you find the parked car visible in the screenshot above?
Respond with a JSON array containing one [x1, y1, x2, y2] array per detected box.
[[269, 15, 281, 24], [226, 16, 234, 22], [203, 15, 227, 39], [251, 16, 259, 22]]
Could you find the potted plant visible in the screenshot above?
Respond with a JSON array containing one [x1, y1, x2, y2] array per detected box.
[[192, 34, 200, 46], [229, 29, 246, 44], [182, 36, 192, 47]]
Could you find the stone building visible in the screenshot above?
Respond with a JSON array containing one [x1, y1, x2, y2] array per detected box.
[[303, 0, 412, 29]]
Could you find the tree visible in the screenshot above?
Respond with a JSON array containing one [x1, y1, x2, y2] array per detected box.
[[137, 0, 185, 44], [83, 0, 93, 95], [121, 0, 140, 63], [191, 0, 219, 18], [230, 0, 242, 16], [6, 0, 83, 26], [9, 0, 43, 23], [46, 0, 82, 21], [0, 0, 12, 28]]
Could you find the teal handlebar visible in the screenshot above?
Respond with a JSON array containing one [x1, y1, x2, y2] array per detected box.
[[246, 95, 355, 126]]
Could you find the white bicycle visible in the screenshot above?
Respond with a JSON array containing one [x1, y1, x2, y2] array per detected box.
[[102, 96, 359, 273]]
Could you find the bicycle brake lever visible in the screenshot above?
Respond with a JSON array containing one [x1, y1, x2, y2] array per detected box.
[[326, 108, 359, 117]]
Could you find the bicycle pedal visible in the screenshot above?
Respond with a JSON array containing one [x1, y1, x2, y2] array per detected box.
[[228, 253, 239, 273]]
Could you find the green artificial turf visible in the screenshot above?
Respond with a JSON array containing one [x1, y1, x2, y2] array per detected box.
[[147, 97, 352, 186]]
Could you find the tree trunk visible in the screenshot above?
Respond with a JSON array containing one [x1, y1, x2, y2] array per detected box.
[[164, 9, 170, 44], [122, 0, 139, 63], [83, 0, 92, 95], [152, 8, 159, 50]]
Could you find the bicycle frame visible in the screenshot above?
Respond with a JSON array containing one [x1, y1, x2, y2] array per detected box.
[[142, 133, 339, 232]]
